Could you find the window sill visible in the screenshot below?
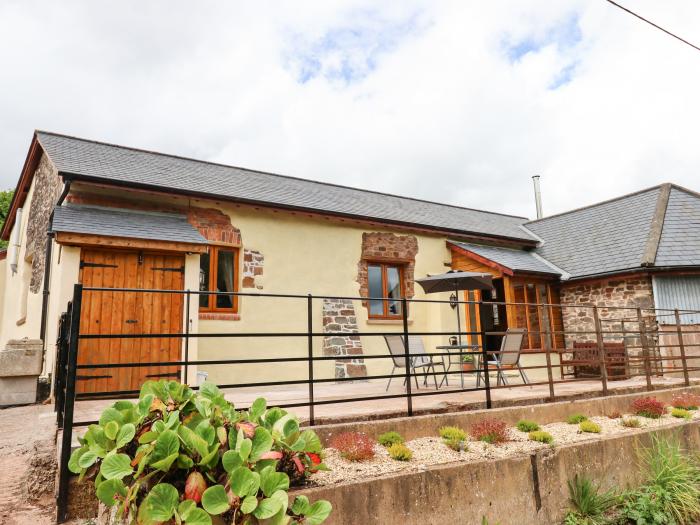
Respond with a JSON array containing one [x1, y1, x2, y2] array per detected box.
[[366, 319, 413, 325], [199, 312, 241, 321]]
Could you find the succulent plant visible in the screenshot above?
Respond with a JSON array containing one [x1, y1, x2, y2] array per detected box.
[[377, 431, 404, 448], [579, 420, 601, 434], [516, 420, 540, 432], [528, 431, 553, 444], [671, 407, 692, 420], [631, 397, 666, 419], [387, 443, 413, 461], [68, 380, 332, 525], [566, 414, 588, 425]]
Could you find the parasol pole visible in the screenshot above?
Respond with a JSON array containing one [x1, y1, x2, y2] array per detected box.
[[455, 282, 465, 389]]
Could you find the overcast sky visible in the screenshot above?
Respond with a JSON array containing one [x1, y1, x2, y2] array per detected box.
[[1, 1, 699, 219]]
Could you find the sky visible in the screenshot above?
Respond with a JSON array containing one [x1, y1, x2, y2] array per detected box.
[[0, 0, 699, 219]]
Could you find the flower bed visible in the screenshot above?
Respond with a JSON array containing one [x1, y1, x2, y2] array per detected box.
[[313, 407, 700, 487]]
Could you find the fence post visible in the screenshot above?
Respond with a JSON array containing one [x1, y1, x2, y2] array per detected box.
[[401, 297, 413, 417], [307, 294, 315, 426], [674, 309, 690, 387], [637, 308, 653, 391], [592, 306, 608, 396], [539, 304, 555, 401], [184, 289, 190, 386], [57, 284, 83, 523], [477, 302, 492, 409]]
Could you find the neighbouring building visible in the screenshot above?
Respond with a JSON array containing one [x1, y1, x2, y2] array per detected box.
[[0, 131, 699, 402]]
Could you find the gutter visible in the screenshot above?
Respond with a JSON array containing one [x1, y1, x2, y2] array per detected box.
[[39, 179, 71, 348]]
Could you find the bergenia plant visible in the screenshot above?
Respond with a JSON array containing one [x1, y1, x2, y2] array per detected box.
[[68, 380, 332, 524]]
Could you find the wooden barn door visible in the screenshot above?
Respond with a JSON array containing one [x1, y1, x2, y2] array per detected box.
[[77, 249, 185, 395]]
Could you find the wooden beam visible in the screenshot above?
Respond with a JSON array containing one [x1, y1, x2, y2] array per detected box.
[[449, 244, 513, 276], [55, 232, 207, 254]]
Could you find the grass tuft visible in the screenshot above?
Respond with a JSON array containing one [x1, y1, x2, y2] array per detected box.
[[516, 420, 540, 432], [529, 430, 553, 444], [567, 414, 588, 425], [621, 417, 641, 428], [387, 443, 412, 461], [377, 431, 404, 448], [579, 421, 601, 434]]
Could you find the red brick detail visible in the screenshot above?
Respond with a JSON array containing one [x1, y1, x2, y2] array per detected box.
[[356, 232, 418, 306], [199, 312, 241, 321], [186, 208, 241, 246]]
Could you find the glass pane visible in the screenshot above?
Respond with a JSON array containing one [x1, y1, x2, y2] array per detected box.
[[216, 250, 235, 309], [199, 252, 210, 308], [368, 265, 383, 316], [386, 266, 402, 316]]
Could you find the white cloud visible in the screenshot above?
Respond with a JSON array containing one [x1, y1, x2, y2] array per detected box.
[[1, 0, 699, 219]]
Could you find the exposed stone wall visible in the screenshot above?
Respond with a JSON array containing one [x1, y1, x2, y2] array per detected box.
[[356, 232, 418, 306], [242, 249, 264, 289], [26, 155, 62, 293], [186, 207, 242, 245], [322, 298, 366, 379], [560, 276, 658, 373]]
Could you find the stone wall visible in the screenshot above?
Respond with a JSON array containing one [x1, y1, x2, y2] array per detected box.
[[242, 249, 264, 289], [25, 155, 61, 293], [356, 232, 418, 306], [186, 207, 242, 245], [560, 276, 658, 373], [322, 298, 366, 379]]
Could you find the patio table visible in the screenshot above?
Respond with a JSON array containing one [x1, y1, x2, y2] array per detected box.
[[436, 343, 481, 389]]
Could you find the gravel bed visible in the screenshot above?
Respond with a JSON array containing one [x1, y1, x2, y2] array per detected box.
[[312, 409, 700, 487]]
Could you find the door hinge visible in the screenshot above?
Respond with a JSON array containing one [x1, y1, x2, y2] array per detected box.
[[150, 266, 185, 274], [80, 261, 119, 269]]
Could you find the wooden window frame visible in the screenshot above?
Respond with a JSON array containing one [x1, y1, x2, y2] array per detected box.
[[199, 246, 240, 314], [367, 261, 406, 320]]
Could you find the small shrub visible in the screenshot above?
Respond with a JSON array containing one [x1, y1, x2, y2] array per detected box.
[[529, 430, 553, 444], [516, 419, 540, 432], [607, 410, 622, 419], [631, 396, 666, 419], [579, 421, 601, 434], [329, 432, 375, 461], [470, 418, 509, 444], [621, 417, 641, 428], [387, 443, 412, 461], [439, 426, 467, 441], [671, 393, 700, 410], [564, 474, 616, 525], [567, 414, 588, 424], [671, 407, 691, 420], [378, 431, 404, 448], [444, 437, 468, 452]]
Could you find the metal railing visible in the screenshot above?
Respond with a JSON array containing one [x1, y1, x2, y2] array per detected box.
[[54, 283, 700, 521]]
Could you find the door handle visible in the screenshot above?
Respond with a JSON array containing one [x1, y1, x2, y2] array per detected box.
[[125, 319, 138, 324]]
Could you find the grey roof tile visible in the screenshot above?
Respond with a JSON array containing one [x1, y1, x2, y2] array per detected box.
[[449, 241, 560, 275], [655, 187, 700, 267], [52, 204, 207, 244], [525, 187, 661, 279], [37, 131, 537, 243]]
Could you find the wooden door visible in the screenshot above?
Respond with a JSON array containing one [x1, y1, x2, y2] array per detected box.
[[78, 249, 185, 394]]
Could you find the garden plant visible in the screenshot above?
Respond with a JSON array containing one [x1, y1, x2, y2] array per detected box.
[[328, 432, 375, 461], [387, 443, 412, 461], [439, 426, 468, 451], [528, 431, 553, 444], [631, 396, 666, 419], [470, 418, 509, 444], [579, 421, 601, 434], [671, 393, 700, 411], [566, 414, 588, 425], [377, 431, 404, 448], [516, 420, 540, 432], [68, 380, 332, 525]]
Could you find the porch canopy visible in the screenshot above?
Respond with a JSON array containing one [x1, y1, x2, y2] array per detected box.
[[415, 270, 493, 346]]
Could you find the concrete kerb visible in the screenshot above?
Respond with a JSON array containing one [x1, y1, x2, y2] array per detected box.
[[309, 384, 700, 444], [298, 419, 700, 525]]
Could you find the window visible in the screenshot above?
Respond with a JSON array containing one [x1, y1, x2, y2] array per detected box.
[[199, 247, 238, 312], [367, 262, 404, 318]]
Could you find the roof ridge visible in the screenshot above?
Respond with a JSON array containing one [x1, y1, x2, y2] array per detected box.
[[36, 130, 530, 221], [525, 184, 664, 224]]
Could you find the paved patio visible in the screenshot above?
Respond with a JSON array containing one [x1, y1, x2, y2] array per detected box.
[[71, 372, 691, 432]]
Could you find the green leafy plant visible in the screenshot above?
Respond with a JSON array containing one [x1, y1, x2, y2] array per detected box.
[[579, 421, 601, 434], [462, 355, 475, 363], [377, 431, 404, 448], [470, 419, 509, 444], [528, 431, 553, 444], [68, 380, 332, 525], [439, 426, 468, 451], [329, 432, 375, 461], [631, 396, 666, 419], [672, 408, 692, 420], [567, 414, 588, 424], [387, 443, 412, 461], [621, 417, 641, 428], [516, 420, 540, 432], [621, 435, 700, 524], [563, 474, 616, 525]]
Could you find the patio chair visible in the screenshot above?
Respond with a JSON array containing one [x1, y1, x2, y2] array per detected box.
[[384, 335, 447, 391], [477, 328, 528, 387]]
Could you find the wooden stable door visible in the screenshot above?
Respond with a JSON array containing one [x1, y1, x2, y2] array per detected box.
[[77, 249, 185, 395]]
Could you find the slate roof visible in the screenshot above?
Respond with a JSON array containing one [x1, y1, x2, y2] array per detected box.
[[36, 131, 537, 243], [52, 204, 207, 244], [524, 185, 700, 279], [655, 187, 700, 267], [449, 241, 561, 276]]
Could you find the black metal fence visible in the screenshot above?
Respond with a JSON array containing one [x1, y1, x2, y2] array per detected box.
[[54, 283, 700, 522]]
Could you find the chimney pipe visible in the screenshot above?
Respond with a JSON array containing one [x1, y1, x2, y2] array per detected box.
[[532, 175, 543, 219]]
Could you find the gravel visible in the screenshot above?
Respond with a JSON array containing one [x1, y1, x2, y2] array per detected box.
[[313, 409, 700, 487]]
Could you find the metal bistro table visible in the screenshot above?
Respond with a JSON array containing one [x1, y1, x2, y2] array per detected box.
[[436, 343, 481, 389]]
